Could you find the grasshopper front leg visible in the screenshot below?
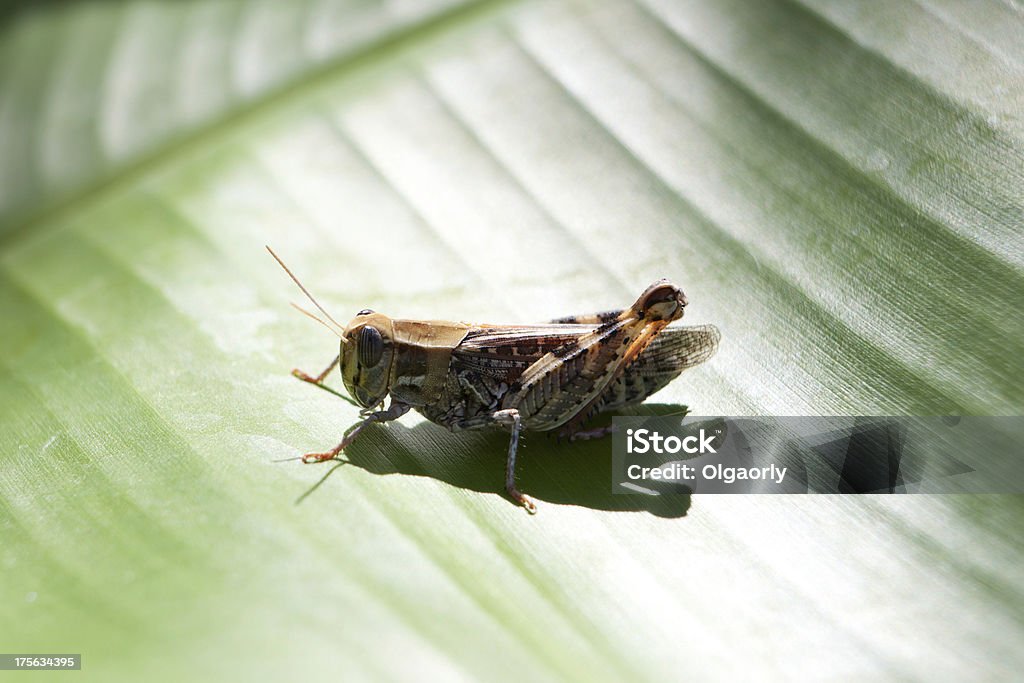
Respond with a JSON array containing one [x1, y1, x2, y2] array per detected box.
[[291, 353, 363, 407], [302, 401, 411, 463], [292, 353, 340, 386]]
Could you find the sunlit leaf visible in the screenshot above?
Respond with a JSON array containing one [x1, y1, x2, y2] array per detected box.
[[1, 0, 1022, 680]]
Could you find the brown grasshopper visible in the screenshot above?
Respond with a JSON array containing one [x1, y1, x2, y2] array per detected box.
[[269, 247, 719, 513]]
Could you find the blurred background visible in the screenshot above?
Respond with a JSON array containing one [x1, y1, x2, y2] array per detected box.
[[1, 0, 1022, 680]]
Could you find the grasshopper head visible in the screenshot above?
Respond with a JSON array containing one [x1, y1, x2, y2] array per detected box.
[[340, 310, 396, 409]]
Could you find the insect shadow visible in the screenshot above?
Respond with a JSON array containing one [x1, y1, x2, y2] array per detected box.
[[298, 403, 692, 518]]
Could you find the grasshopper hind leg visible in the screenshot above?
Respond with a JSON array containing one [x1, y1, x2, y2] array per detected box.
[[548, 310, 622, 325], [566, 424, 615, 441]]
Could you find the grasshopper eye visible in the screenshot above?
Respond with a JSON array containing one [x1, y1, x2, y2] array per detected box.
[[358, 309, 374, 316], [358, 325, 384, 368]]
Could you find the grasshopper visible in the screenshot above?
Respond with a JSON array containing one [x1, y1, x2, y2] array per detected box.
[[269, 247, 719, 513]]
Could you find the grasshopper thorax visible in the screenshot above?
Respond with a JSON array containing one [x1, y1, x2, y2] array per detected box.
[[341, 311, 396, 409]]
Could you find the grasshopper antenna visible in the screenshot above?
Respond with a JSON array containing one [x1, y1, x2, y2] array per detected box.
[[291, 302, 344, 340], [266, 246, 347, 341]]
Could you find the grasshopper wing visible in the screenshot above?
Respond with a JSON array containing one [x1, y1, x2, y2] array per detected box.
[[593, 323, 720, 413], [433, 324, 596, 425], [450, 324, 597, 382]]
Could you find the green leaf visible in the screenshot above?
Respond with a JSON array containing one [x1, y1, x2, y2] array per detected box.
[[1, 0, 1022, 680]]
